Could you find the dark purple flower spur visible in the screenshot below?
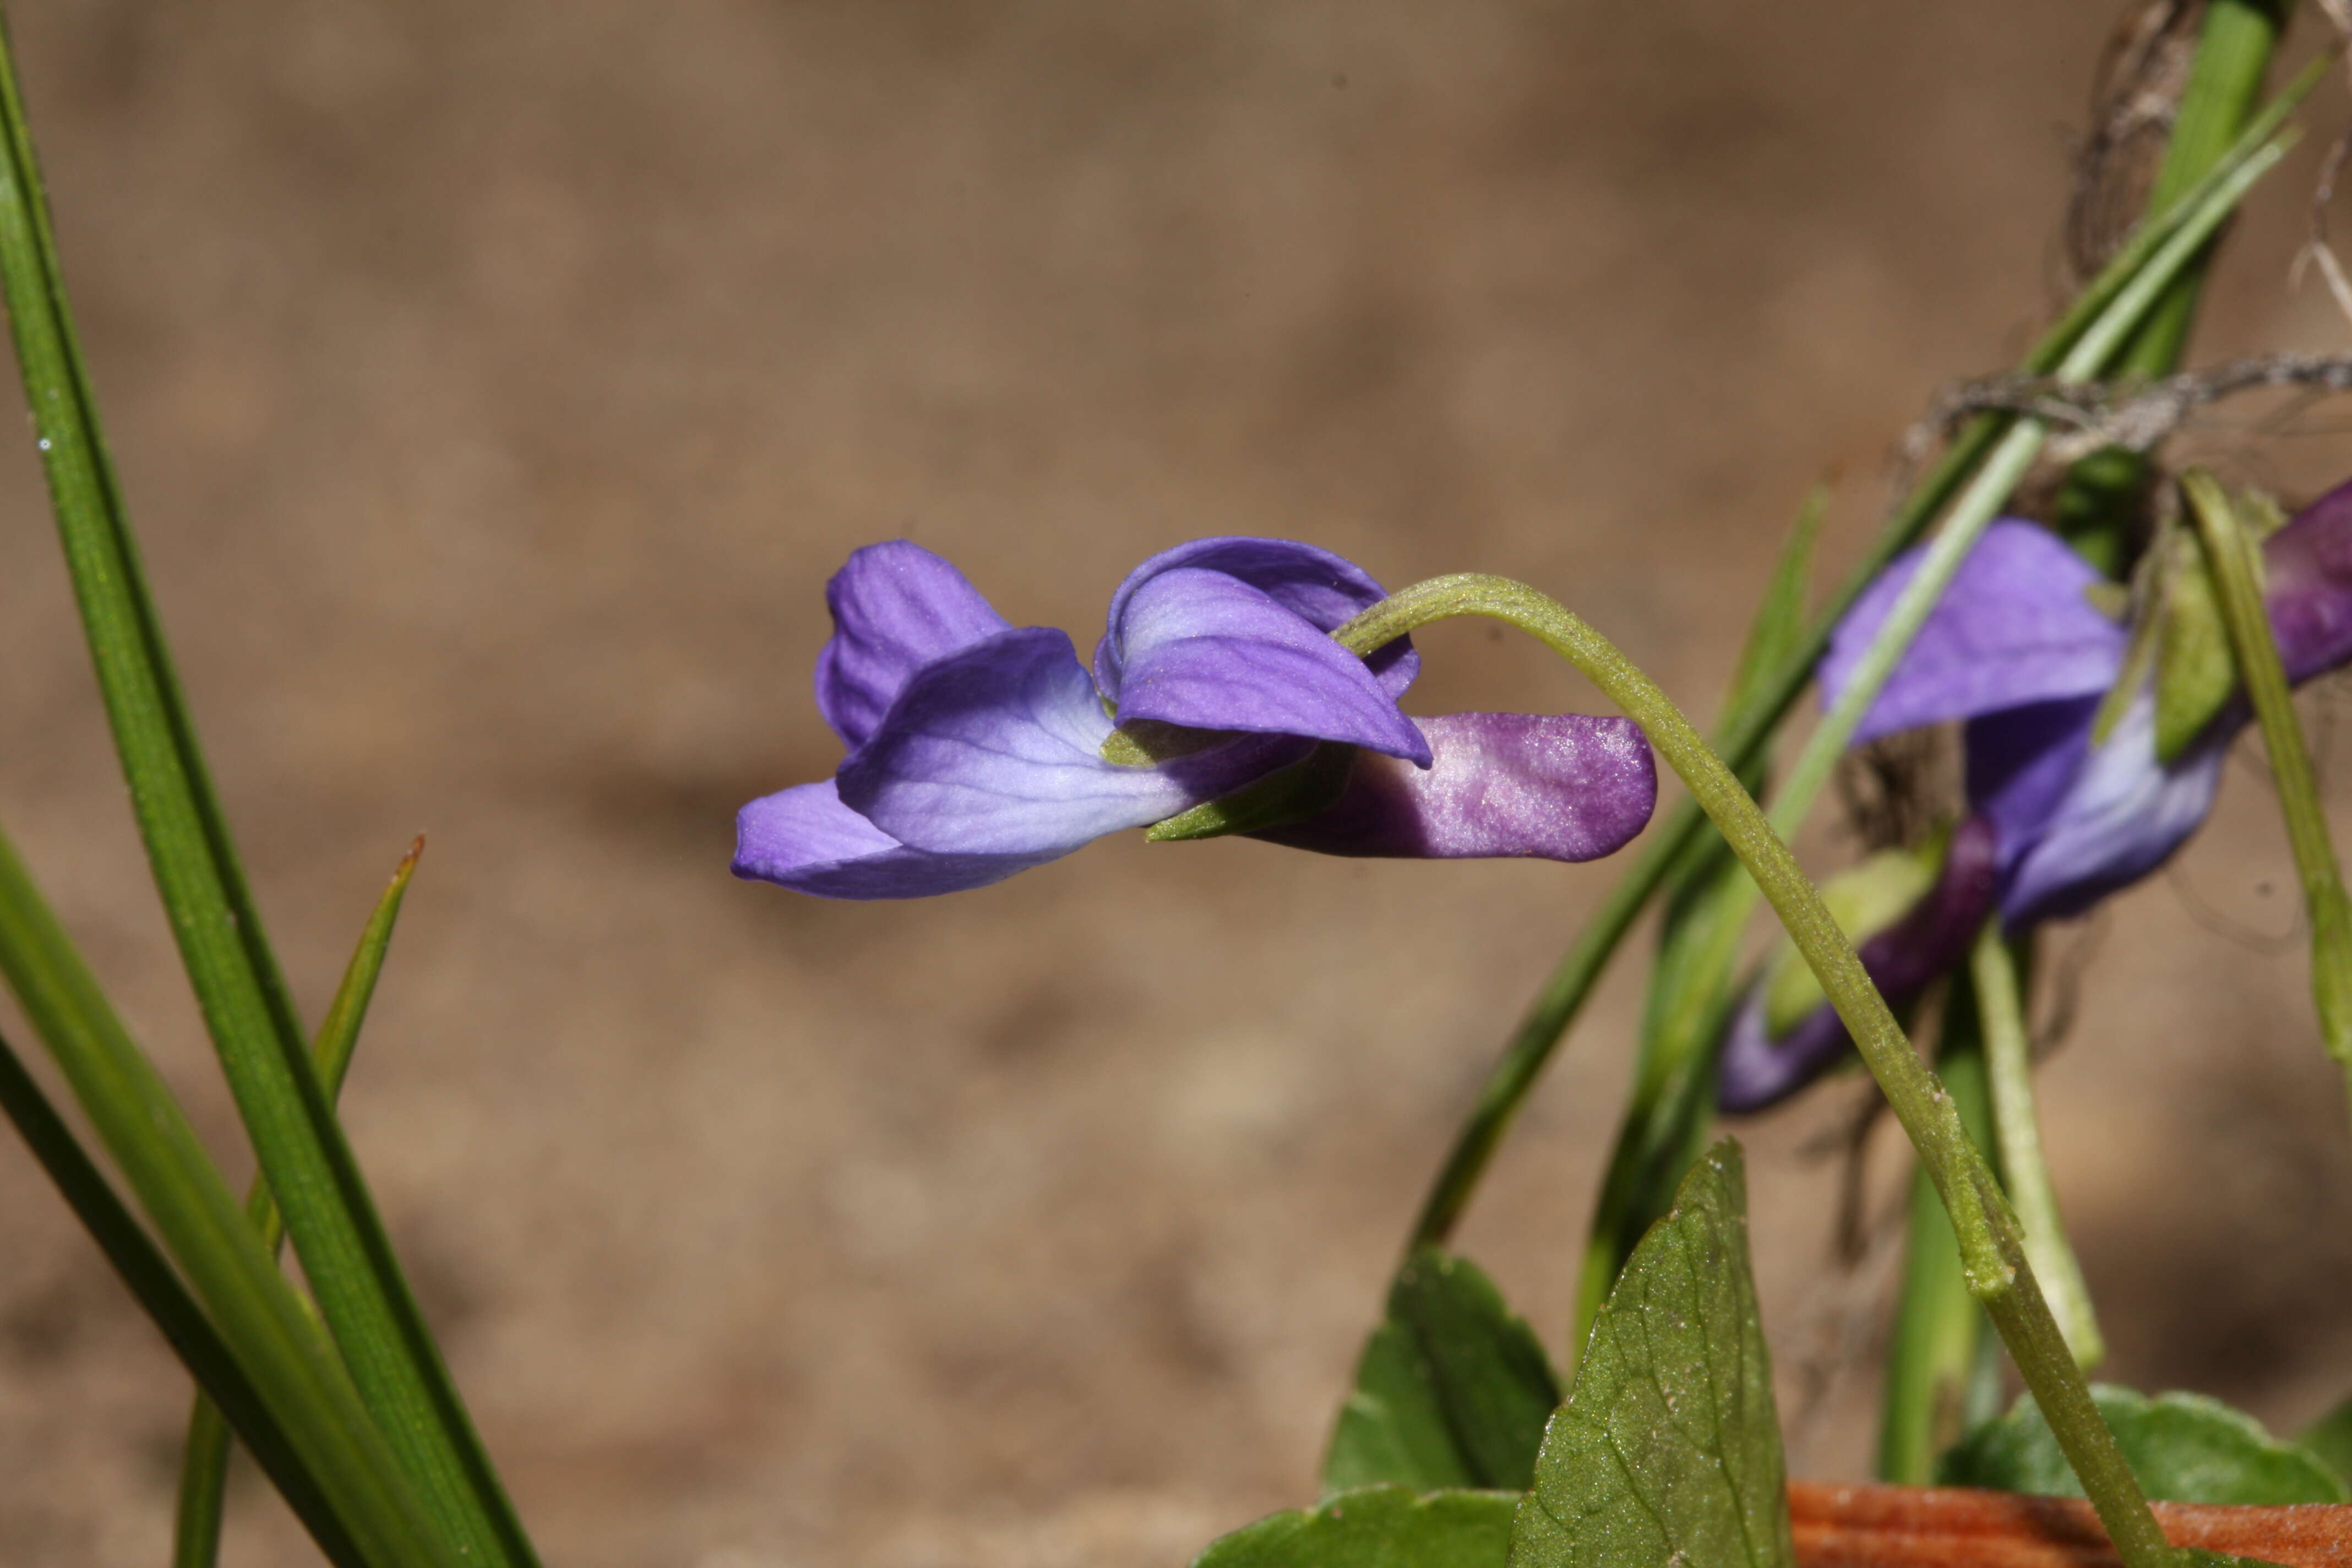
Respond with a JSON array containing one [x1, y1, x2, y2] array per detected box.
[[733, 537, 1659, 899], [1723, 481, 2352, 1112]]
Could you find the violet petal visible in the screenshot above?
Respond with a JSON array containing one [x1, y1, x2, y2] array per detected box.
[[1717, 814, 1999, 1113], [1249, 712, 1656, 861], [2262, 476, 2352, 685], [839, 626, 1259, 856], [814, 541, 1013, 751], [732, 780, 1052, 898], [1095, 536, 1418, 702], [1822, 519, 2127, 744], [1716, 991, 1856, 1116], [2000, 689, 2230, 927], [1104, 565, 1434, 764], [1963, 695, 2101, 883]]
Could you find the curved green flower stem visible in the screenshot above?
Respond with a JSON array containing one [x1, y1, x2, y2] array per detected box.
[[1879, 979, 1994, 1485], [1336, 575, 2179, 1568], [1397, 74, 2318, 1261], [1561, 128, 2296, 1343], [1972, 923, 2105, 1369], [2182, 472, 2352, 1119], [175, 842, 426, 1568]]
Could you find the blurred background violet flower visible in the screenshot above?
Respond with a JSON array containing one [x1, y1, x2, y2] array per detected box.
[[734, 537, 1658, 898], [1722, 480, 2352, 1113]]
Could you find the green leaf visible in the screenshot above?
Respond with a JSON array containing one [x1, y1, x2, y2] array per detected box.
[[2298, 1396, 2352, 1489], [1191, 1486, 1515, 1568], [1938, 1386, 2350, 1505], [2108, 0, 2288, 383], [0, 26, 533, 1568], [1877, 982, 1997, 1484], [0, 1028, 367, 1568], [1722, 483, 1827, 750], [175, 841, 426, 1568], [0, 828, 453, 1568], [1514, 1141, 1795, 1568], [1324, 1249, 1561, 1495]]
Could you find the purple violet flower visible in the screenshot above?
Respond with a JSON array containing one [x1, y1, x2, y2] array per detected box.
[[733, 537, 1659, 899], [1721, 481, 2352, 1112]]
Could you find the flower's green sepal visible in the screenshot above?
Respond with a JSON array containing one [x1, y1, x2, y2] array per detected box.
[[1145, 743, 1356, 841], [2094, 486, 2288, 762], [1099, 718, 1247, 767]]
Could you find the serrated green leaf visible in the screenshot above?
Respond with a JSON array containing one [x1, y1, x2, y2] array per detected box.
[[2295, 1396, 2352, 1490], [1938, 1386, 2350, 1505], [1192, 1485, 1515, 1568], [1147, 743, 1356, 842], [1515, 1141, 1795, 1568], [1324, 1250, 1561, 1495]]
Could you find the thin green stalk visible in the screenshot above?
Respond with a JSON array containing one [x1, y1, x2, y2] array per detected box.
[[0, 1030, 368, 1568], [1401, 62, 2326, 1262], [0, 830, 453, 1568], [1702, 123, 2298, 1031], [2182, 472, 2352, 1117], [1336, 575, 2177, 1568], [1567, 127, 2295, 1342], [2057, 3, 2288, 575], [1784, 129, 2282, 837], [2114, 0, 2289, 382], [1399, 59, 2327, 1259], [1880, 979, 1994, 1485], [0, 20, 534, 1566], [175, 842, 426, 1568], [1973, 922, 2104, 1368]]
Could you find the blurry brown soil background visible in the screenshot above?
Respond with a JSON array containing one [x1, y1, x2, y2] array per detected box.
[[4, 3, 2352, 1565]]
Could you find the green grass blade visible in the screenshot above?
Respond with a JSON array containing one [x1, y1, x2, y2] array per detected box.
[[0, 1030, 368, 1568], [1878, 981, 1995, 1484], [175, 841, 426, 1568], [0, 21, 535, 1565], [1972, 925, 2104, 1369], [2181, 473, 2352, 1118], [1569, 488, 1825, 1340], [0, 829, 453, 1568], [2111, 0, 2288, 382], [1394, 64, 2320, 1260], [1572, 124, 2293, 1316]]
